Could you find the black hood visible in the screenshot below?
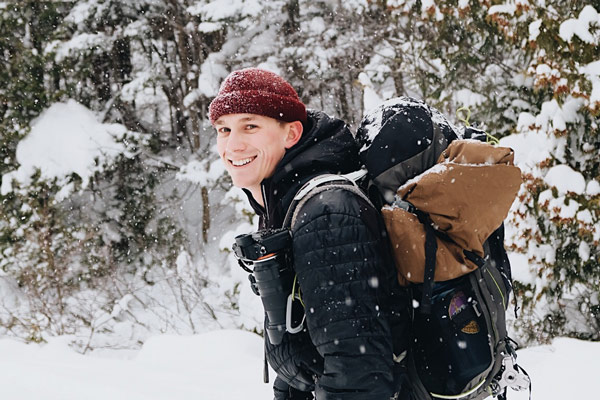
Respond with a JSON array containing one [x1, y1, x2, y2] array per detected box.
[[245, 110, 361, 227]]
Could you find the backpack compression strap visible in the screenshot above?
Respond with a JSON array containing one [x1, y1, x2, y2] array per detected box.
[[414, 209, 487, 315], [407, 207, 440, 315], [421, 223, 437, 314]]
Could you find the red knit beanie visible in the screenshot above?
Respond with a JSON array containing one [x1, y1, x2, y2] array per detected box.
[[209, 68, 307, 125]]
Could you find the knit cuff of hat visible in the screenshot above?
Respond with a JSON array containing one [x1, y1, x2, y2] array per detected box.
[[209, 90, 307, 125]]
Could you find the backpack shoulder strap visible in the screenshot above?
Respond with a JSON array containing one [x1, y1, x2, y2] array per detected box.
[[282, 170, 370, 229]]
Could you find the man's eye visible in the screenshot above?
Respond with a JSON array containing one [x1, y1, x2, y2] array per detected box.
[[246, 124, 258, 130], [217, 127, 230, 135]]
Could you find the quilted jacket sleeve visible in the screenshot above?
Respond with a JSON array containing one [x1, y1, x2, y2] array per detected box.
[[291, 188, 396, 399]]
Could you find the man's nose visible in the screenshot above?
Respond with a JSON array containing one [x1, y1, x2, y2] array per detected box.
[[226, 130, 246, 152]]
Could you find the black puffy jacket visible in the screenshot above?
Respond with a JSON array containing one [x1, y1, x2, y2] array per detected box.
[[243, 111, 411, 400]]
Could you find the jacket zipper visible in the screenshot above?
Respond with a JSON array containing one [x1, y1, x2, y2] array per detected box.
[[261, 183, 270, 226], [259, 181, 270, 383]]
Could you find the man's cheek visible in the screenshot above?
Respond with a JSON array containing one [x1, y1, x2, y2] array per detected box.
[[216, 147, 227, 165]]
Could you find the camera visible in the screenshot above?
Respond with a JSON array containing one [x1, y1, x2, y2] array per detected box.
[[233, 228, 294, 345]]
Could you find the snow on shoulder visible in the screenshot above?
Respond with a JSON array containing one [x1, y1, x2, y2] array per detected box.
[[1, 100, 127, 197]]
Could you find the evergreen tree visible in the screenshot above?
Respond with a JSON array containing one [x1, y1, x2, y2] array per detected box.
[[490, 0, 600, 342]]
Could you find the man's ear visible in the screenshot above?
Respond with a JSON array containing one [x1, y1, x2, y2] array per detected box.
[[284, 121, 303, 149]]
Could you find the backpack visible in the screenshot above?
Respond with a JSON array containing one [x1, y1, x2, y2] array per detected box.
[[354, 97, 530, 400], [286, 97, 530, 400]]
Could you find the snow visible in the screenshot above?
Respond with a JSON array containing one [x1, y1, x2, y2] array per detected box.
[[363, 86, 385, 113], [498, 129, 553, 170], [46, 32, 112, 62], [0, 332, 598, 399], [1, 100, 127, 196], [581, 60, 600, 109], [529, 19, 542, 41], [0, 330, 273, 399], [187, 0, 263, 20], [360, 41, 398, 104], [576, 209, 594, 225], [551, 112, 566, 131], [63, 0, 94, 26], [176, 158, 226, 186], [358, 99, 385, 152], [586, 179, 600, 196], [222, 185, 257, 218], [488, 4, 516, 16], [510, 338, 600, 399], [198, 22, 222, 33], [537, 184, 581, 220], [559, 5, 600, 44], [548, 197, 579, 219], [454, 88, 486, 108], [515, 112, 536, 131], [358, 72, 385, 112], [501, 97, 583, 171], [120, 68, 171, 130], [197, 53, 230, 98], [421, 0, 435, 11], [537, 189, 553, 206], [309, 16, 326, 35], [506, 252, 535, 285], [544, 164, 586, 195], [535, 100, 562, 131], [578, 241, 590, 262]]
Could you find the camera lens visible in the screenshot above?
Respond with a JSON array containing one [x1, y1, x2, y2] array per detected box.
[[235, 233, 255, 247], [253, 254, 294, 345]]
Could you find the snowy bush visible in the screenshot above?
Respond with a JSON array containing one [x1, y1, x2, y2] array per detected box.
[[491, 1, 600, 342]]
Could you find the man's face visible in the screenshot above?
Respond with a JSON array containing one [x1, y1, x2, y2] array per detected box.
[[215, 114, 301, 197]]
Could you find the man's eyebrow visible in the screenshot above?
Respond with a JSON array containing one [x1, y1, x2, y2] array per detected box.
[[214, 116, 256, 126]]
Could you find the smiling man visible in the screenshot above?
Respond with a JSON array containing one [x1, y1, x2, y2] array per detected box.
[[214, 113, 302, 206], [209, 68, 410, 400]]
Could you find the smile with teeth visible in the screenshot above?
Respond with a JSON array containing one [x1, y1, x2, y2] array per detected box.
[[230, 156, 256, 167]]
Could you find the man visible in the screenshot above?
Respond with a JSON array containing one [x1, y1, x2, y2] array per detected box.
[[209, 68, 409, 400]]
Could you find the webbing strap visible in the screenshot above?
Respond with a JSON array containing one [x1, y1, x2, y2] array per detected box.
[[293, 170, 367, 201], [519, 364, 532, 400], [282, 170, 370, 229], [421, 223, 437, 314], [463, 249, 486, 268]]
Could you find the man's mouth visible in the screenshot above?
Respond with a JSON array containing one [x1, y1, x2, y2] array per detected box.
[[230, 156, 256, 167]]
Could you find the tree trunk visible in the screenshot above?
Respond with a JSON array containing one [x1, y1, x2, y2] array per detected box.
[[201, 186, 210, 243]]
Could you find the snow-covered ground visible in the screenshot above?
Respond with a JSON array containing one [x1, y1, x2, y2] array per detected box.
[[0, 330, 597, 399], [0, 330, 273, 399]]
